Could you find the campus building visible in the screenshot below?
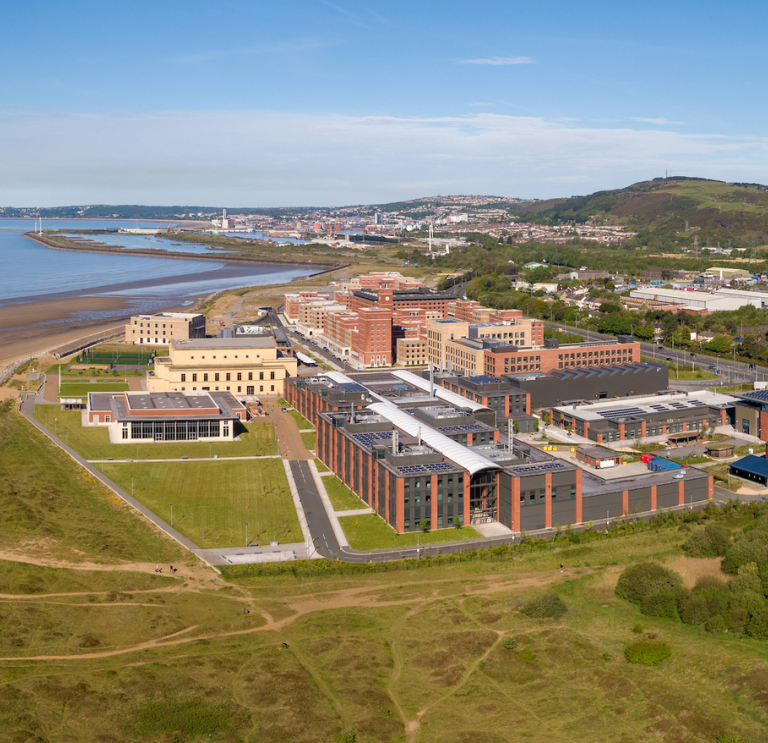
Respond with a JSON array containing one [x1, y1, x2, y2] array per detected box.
[[504, 362, 670, 410], [731, 390, 768, 440], [146, 336, 297, 397], [125, 312, 206, 345], [550, 390, 734, 444], [289, 370, 714, 534], [85, 390, 247, 443]]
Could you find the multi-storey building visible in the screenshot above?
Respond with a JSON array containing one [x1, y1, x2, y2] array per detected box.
[[146, 337, 297, 396], [287, 370, 714, 534], [125, 312, 206, 345], [283, 291, 328, 322]]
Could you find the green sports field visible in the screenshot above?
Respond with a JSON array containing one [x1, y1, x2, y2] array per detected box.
[[107, 459, 301, 548], [58, 382, 131, 398]]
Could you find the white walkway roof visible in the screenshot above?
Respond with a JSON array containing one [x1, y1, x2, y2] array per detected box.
[[391, 369, 488, 413]]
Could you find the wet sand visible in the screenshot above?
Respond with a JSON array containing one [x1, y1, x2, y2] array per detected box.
[[0, 295, 188, 369]]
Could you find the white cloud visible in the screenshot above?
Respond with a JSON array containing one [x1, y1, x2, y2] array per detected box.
[[628, 117, 686, 125], [0, 109, 766, 206], [458, 56, 534, 66]]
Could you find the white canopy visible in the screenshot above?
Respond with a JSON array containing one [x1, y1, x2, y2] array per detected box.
[[367, 401, 499, 476], [391, 369, 488, 413]]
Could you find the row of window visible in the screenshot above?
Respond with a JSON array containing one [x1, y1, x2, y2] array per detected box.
[[180, 371, 275, 383], [123, 419, 228, 441], [519, 485, 576, 505]]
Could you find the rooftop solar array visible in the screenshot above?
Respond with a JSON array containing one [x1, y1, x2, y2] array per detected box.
[[507, 462, 567, 475], [396, 462, 455, 475], [437, 424, 487, 434], [600, 407, 646, 420], [339, 382, 366, 392], [743, 390, 768, 402], [352, 431, 393, 447]]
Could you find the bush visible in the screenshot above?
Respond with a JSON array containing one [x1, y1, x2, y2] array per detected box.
[[616, 562, 685, 619], [683, 524, 730, 558], [336, 732, 357, 743], [502, 636, 518, 650], [615, 562, 683, 607], [746, 603, 768, 640], [631, 623, 644, 634], [520, 594, 567, 619], [624, 641, 672, 666], [722, 530, 768, 575]]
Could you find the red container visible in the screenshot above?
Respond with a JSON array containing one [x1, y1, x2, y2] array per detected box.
[[640, 454, 653, 463]]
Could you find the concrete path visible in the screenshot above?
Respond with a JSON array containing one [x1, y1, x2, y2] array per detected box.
[[88, 455, 283, 464], [335, 507, 375, 517], [194, 543, 309, 566]]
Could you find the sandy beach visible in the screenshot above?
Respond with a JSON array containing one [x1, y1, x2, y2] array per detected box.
[[0, 295, 193, 370]]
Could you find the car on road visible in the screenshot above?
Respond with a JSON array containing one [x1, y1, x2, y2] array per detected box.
[[667, 357, 674, 362], [710, 364, 717, 369]]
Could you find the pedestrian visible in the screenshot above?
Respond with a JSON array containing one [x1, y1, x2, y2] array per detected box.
[[560, 563, 564, 573], [155, 565, 160, 573]]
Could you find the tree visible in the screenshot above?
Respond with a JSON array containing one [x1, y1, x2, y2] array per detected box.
[[634, 323, 655, 341], [419, 519, 430, 533], [453, 515, 463, 529]]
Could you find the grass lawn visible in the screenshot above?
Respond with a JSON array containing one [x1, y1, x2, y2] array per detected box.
[[34, 406, 278, 459], [107, 459, 302, 548], [642, 359, 718, 380], [708, 463, 742, 490], [339, 513, 482, 550], [63, 368, 145, 378], [58, 382, 130, 398], [314, 458, 329, 473], [301, 431, 316, 450], [287, 409, 314, 430], [323, 476, 368, 511], [0, 401, 182, 564]]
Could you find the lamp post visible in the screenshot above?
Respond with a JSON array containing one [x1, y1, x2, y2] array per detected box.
[[246, 523, 249, 547], [171, 504, 173, 528], [131, 476, 134, 498]]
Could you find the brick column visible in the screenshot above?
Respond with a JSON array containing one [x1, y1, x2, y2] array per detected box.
[[682, 421, 687, 432], [641, 421, 647, 438], [505, 395, 510, 417], [466, 433, 473, 446], [761, 412, 768, 441], [619, 423, 626, 440], [526, 395, 531, 415], [708, 475, 714, 500], [545, 473, 552, 528], [596, 433, 603, 444], [583, 422, 590, 440], [651, 484, 657, 511], [512, 477, 521, 532], [678, 479, 685, 506], [463, 475, 471, 526], [622, 489, 629, 516], [395, 478, 405, 532], [720, 409, 727, 425], [575, 469, 583, 523], [431, 475, 438, 527], [384, 469, 390, 523]]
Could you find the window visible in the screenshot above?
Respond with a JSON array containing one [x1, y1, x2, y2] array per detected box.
[[192, 373, 197, 382], [248, 372, 253, 381], [181, 373, 186, 382], [226, 373, 230, 381], [214, 373, 219, 382], [203, 373, 208, 382], [259, 371, 264, 380], [237, 372, 242, 381], [270, 371, 275, 380]]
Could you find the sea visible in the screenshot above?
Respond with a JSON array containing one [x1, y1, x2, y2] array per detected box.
[[0, 220, 311, 311]]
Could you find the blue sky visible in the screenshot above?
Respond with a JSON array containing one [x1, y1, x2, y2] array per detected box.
[[3, 0, 768, 206]]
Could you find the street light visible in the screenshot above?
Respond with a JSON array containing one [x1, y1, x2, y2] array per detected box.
[[171, 504, 173, 528], [246, 523, 249, 547]]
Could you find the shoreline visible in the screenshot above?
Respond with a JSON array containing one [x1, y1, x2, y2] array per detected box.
[[24, 232, 345, 271]]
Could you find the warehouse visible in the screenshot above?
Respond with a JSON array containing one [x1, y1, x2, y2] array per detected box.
[[729, 455, 768, 487]]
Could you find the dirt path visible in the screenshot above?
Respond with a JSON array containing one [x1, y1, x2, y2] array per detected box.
[[261, 398, 312, 460], [0, 568, 592, 664]]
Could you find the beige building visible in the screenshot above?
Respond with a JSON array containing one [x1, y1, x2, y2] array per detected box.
[[126, 312, 206, 345], [146, 337, 297, 396], [396, 337, 428, 366], [426, 319, 470, 370]]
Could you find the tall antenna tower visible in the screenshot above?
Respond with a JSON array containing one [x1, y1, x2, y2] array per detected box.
[[428, 220, 434, 258]]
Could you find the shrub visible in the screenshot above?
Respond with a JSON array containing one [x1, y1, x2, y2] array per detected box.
[[502, 636, 518, 650], [615, 562, 683, 607], [631, 623, 644, 634], [730, 563, 761, 594], [746, 604, 768, 640], [336, 732, 357, 743], [616, 562, 685, 620], [722, 531, 768, 575], [683, 524, 730, 558], [705, 614, 727, 634], [624, 641, 672, 666], [520, 594, 567, 619], [518, 649, 537, 662]]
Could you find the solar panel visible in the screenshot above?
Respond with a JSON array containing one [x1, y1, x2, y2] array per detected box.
[[600, 407, 645, 419]]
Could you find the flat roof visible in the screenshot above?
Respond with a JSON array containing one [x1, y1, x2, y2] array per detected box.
[[554, 390, 735, 422], [730, 455, 768, 478], [173, 337, 276, 349], [125, 391, 216, 411], [577, 445, 621, 459]]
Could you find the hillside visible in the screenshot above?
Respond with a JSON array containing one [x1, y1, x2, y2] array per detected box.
[[510, 177, 768, 246]]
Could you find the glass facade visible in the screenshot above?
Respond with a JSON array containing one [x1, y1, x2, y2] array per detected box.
[[129, 419, 223, 441]]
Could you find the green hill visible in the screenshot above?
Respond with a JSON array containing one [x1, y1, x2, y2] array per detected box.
[[510, 176, 768, 246]]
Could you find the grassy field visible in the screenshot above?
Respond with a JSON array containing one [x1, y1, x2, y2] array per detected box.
[[0, 401, 183, 564], [324, 475, 368, 511], [1, 490, 768, 741], [33, 405, 278, 458], [642, 358, 718, 380], [301, 431, 317, 450], [107, 460, 302, 548], [315, 458, 329, 472], [339, 513, 483, 550], [58, 381, 131, 398], [287, 408, 314, 430]]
